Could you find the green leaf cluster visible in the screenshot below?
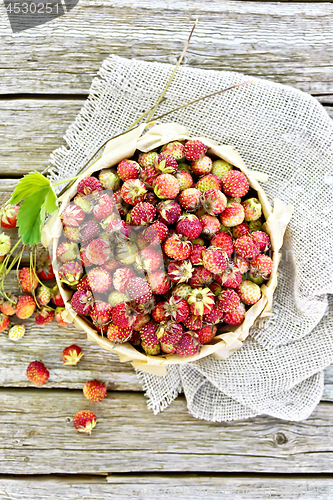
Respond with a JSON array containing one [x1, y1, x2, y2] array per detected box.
[[10, 172, 58, 246]]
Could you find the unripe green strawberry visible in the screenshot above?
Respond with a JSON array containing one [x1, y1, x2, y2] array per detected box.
[[99, 168, 121, 190], [236, 280, 261, 305], [108, 291, 130, 307], [0, 233, 11, 257], [160, 141, 185, 161], [137, 151, 158, 168], [175, 170, 194, 191], [36, 284, 52, 306], [242, 198, 262, 221], [212, 159, 233, 179], [8, 324, 25, 341], [171, 283, 192, 300], [195, 174, 222, 193]]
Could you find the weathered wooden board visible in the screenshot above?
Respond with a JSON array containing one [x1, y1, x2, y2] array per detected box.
[[0, 389, 333, 474], [0, 474, 333, 499], [0, 99, 331, 177], [0, 100, 83, 175], [0, 0, 333, 96]]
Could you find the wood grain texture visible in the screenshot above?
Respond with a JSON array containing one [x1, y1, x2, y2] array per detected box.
[[0, 100, 83, 175], [0, 389, 333, 474], [0, 474, 332, 499], [0, 0, 333, 95]]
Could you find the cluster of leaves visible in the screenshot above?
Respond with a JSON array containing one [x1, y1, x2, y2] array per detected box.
[[10, 172, 58, 246]]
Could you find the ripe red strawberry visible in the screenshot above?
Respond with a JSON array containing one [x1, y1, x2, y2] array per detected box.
[[154, 174, 180, 199], [234, 255, 250, 274], [215, 262, 242, 288], [0, 294, 18, 316], [0, 313, 10, 332], [218, 289, 240, 312], [107, 219, 131, 240], [112, 267, 136, 294], [61, 205, 85, 228], [182, 313, 203, 331], [175, 333, 202, 356], [144, 221, 168, 245], [222, 170, 249, 197], [251, 231, 271, 252], [62, 344, 84, 365], [167, 260, 193, 284], [18, 267, 38, 293], [220, 202, 245, 227], [55, 307, 71, 327], [83, 380, 107, 402], [199, 214, 221, 237], [113, 190, 130, 217], [90, 301, 113, 327], [36, 284, 52, 306], [143, 191, 158, 205], [73, 410, 97, 435], [211, 232, 234, 256], [56, 241, 79, 266], [161, 141, 185, 160], [224, 302, 246, 325], [59, 261, 83, 286], [92, 193, 114, 219], [155, 153, 178, 174], [202, 247, 228, 274], [85, 238, 110, 266], [250, 254, 273, 280], [127, 277, 153, 304], [187, 287, 215, 316], [148, 269, 171, 295], [35, 307, 55, 326], [99, 168, 121, 191], [63, 226, 81, 242], [242, 198, 262, 221], [189, 266, 213, 288], [26, 360, 49, 386], [156, 322, 183, 352], [197, 325, 217, 344], [51, 285, 65, 306], [37, 255, 55, 280], [164, 234, 191, 261], [189, 244, 206, 266], [107, 323, 133, 343], [138, 247, 162, 272], [130, 202, 156, 225], [163, 296, 189, 322], [152, 301, 168, 322], [176, 214, 202, 240], [175, 170, 193, 191], [201, 188, 227, 215], [203, 302, 224, 324], [232, 223, 249, 239], [80, 220, 100, 243], [87, 267, 112, 293], [156, 200, 181, 225], [71, 289, 94, 315], [133, 313, 150, 331], [121, 179, 147, 205], [184, 140, 207, 161], [1, 204, 19, 229], [234, 235, 260, 260], [77, 176, 102, 195], [192, 155, 213, 175], [112, 302, 137, 329], [141, 163, 159, 187], [117, 159, 140, 181], [196, 173, 222, 193], [16, 295, 36, 319], [178, 188, 201, 211], [209, 281, 222, 297], [236, 280, 261, 305], [140, 321, 160, 355]]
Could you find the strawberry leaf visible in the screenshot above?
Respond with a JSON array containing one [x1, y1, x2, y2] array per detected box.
[[10, 172, 51, 205], [43, 186, 58, 215]]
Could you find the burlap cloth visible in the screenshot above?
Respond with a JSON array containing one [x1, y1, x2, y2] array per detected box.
[[47, 55, 333, 422]]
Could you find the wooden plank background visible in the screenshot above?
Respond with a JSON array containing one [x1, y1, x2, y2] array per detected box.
[[0, 0, 332, 497]]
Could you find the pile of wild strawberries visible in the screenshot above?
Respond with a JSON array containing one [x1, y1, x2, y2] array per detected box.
[[0, 207, 69, 340], [57, 139, 273, 357]]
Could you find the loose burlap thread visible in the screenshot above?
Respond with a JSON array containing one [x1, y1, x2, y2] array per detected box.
[[47, 55, 333, 422]]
